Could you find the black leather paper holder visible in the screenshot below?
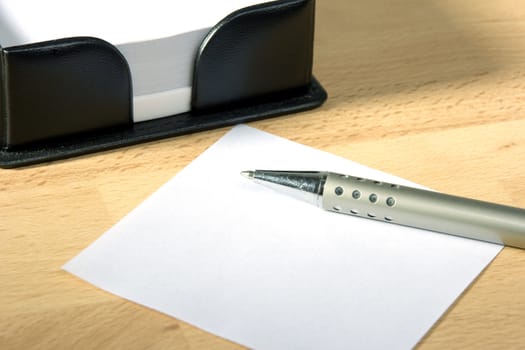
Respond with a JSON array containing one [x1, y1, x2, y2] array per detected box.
[[0, 0, 326, 168]]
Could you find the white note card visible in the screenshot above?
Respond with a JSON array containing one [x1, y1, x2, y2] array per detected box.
[[64, 125, 502, 349]]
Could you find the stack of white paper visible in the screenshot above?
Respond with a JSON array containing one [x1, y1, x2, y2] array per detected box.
[[0, 1, 271, 121], [64, 125, 502, 349]]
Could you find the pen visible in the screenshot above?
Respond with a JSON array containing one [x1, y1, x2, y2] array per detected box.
[[241, 170, 525, 249]]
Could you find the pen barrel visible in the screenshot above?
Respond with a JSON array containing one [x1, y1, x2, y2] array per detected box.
[[322, 172, 525, 248]]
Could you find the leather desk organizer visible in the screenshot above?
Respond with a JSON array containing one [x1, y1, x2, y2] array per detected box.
[[0, 0, 326, 168]]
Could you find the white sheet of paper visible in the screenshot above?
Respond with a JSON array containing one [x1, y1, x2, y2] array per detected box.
[[64, 125, 502, 349], [0, 0, 269, 45]]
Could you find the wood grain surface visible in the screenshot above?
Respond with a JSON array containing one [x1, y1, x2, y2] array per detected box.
[[2, 0, 525, 348]]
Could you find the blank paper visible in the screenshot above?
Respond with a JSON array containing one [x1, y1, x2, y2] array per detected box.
[[64, 125, 502, 349]]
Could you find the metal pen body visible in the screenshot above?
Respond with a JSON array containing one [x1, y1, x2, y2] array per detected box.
[[322, 172, 525, 248], [243, 170, 525, 249]]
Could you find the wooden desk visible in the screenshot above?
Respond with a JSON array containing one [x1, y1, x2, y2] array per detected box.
[[2, 0, 524, 348]]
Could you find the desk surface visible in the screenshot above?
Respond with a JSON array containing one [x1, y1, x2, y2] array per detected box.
[[2, 0, 525, 348]]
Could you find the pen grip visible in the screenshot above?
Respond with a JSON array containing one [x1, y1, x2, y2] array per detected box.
[[322, 173, 525, 248]]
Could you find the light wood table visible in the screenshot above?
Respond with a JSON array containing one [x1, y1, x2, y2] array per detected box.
[[2, 0, 525, 348]]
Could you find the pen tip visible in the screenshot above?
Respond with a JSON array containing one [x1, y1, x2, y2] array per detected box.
[[240, 170, 254, 179]]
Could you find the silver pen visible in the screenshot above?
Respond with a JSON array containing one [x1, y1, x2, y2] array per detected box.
[[241, 170, 525, 249]]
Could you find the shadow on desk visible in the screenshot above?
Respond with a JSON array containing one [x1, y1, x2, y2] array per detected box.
[[314, 0, 503, 103]]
